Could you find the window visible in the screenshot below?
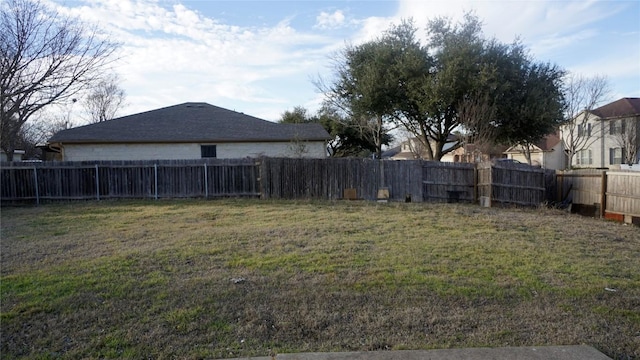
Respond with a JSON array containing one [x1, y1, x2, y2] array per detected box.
[[609, 147, 624, 165], [610, 120, 625, 135], [578, 123, 592, 137], [200, 145, 217, 158], [577, 149, 592, 165]]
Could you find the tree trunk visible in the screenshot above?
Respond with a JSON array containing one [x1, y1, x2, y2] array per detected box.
[[4, 149, 14, 161], [524, 144, 532, 165]]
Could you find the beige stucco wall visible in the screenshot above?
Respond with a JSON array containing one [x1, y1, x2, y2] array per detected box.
[[60, 141, 327, 161]]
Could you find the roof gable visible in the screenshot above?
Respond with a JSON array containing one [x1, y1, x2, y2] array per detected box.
[[49, 102, 331, 143], [534, 133, 561, 151], [591, 98, 640, 119]]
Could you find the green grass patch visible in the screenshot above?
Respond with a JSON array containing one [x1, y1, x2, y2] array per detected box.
[[1, 199, 639, 359]]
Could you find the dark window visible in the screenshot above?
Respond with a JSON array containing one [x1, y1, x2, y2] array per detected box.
[[578, 123, 592, 137], [577, 149, 592, 165], [609, 147, 624, 165], [610, 120, 625, 135], [201, 145, 217, 158]]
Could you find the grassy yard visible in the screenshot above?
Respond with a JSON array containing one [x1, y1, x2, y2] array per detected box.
[[1, 199, 639, 359]]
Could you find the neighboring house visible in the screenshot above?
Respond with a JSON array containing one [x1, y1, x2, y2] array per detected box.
[[385, 136, 508, 163], [503, 133, 566, 169], [441, 143, 508, 163], [388, 136, 458, 160], [0, 150, 25, 162], [561, 97, 640, 168], [46, 102, 331, 161]]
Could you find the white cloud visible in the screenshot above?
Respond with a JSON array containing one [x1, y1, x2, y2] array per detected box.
[[315, 10, 346, 29], [43, 0, 343, 120], [350, 16, 395, 44], [39, 0, 638, 123], [530, 29, 598, 56]]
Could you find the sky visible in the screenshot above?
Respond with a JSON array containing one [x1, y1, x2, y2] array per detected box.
[[47, 0, 640, 123]]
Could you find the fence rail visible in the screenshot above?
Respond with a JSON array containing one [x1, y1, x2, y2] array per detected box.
[[0, 158, 577, 210]]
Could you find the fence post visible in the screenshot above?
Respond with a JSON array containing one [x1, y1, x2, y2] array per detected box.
[[600, 170, 607, 218], [95, 164, 100, 201], [33, 166, 39, 206], [488, 165, 493, 207], [258, 158, 266, 199], [556, 172, 563, 203], [154, 164, 158, 200], [204, 163, 208, 198], [541, 168, 546, 204], [473, 164, 478, 203]]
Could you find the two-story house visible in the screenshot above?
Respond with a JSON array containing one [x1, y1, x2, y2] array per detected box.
[[561, 97, 640, 169]]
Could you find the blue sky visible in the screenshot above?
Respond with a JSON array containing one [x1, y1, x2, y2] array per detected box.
[[49, 0, 640, 123]]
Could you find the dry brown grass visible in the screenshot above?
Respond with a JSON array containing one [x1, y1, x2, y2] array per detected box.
[[1, 199, 639, 359]]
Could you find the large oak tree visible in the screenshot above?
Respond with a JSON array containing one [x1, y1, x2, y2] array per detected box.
[[320, 14, 566, 161]]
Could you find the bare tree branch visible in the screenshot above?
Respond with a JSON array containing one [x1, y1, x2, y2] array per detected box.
[[1, 0, 120, 160], [83, 74, 126, 123], [612, 118, 639, 165], [457, 92, 497, 156]]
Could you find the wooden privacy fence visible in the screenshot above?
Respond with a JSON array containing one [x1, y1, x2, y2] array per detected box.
[[259, 158, 424, 201], [477, 162, 546, 207], [1, 159, 260, 204], [422, 162, 476, 203], [557, 169, 640, 224], [2, 158, 548, 207]]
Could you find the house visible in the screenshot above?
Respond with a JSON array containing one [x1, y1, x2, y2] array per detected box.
[[1, 149, 25, 162], [561, 97, 640, 168], [385, 136, 509, 163], [46, 102, 331, 161], [503, 133, 566, 169], [441, 143, 509, 163], [387, 136, 458, 160]]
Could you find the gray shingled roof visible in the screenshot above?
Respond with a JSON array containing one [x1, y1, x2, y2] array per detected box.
[[591, 97, 640, 119], [49, 102, 331, 143]]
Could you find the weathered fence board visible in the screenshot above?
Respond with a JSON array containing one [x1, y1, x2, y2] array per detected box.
[[259, 158, 423, 201], [606, 171, 640, 217], [99, 165, 155, 199], [558, 169, 640, 221], [385, 160, 423, 202], [477, 163, 546, 207], [422, 162, 476, 203], [556, 170, 604, 216]]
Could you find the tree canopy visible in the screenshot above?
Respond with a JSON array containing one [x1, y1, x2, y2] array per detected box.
[[278, 105, 391, 158], [319, 14, 566, 161]]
